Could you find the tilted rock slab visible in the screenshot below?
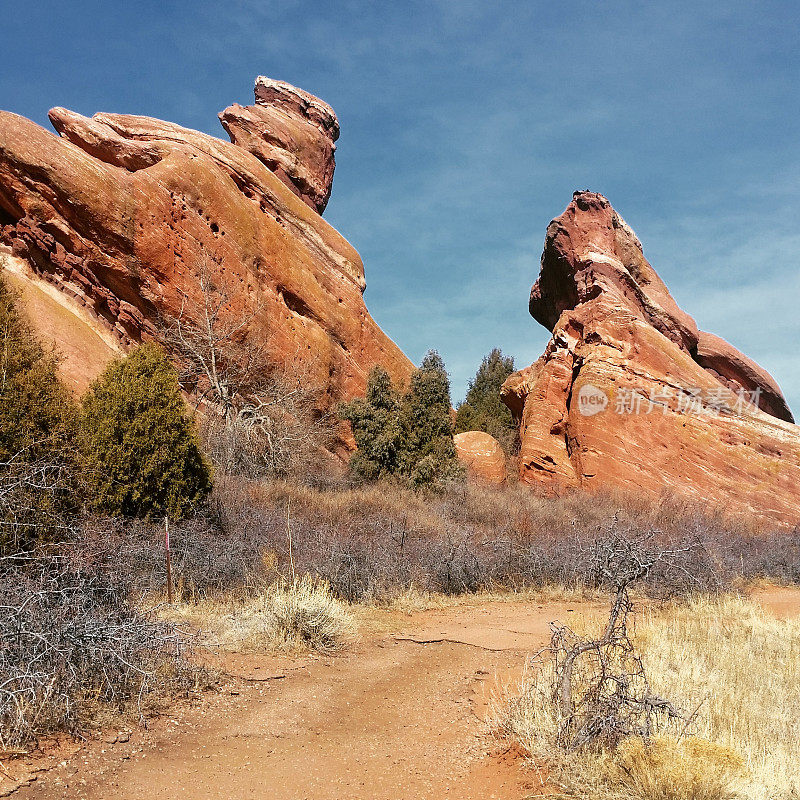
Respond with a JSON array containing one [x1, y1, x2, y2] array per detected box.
[[503, 191, 800, 526], [0, 78, 412, 412], [220, 77, 339, 215]]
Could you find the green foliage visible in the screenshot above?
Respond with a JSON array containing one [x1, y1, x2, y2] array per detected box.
[[454, 348, 517, 450], [398, 351, 462, 488], [0, 274, 77, 551], [339, 366, 403, 481], [0, 275, 76, 463], [339, 351, 462, 490], [79, 342, 212, 520]]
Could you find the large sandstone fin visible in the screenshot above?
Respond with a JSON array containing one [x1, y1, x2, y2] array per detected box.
[[0, 80, 413, 426], [505, 191, 800, 526]]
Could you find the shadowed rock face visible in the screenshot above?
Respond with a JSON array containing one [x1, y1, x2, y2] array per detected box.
[[0, 79, 412, 417], [504, 191, 800, 526]]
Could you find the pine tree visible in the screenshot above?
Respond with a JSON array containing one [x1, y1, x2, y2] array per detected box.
[[0, 273, 77, 551], [399, 351, 461, 488], [340, 352, 462, 490], [79, 342, 212, 519], [339, 366, 403, 480], [454, 348, 517, 450]]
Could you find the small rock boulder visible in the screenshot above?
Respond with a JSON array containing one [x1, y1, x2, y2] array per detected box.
[[454, 431, 506, 485]]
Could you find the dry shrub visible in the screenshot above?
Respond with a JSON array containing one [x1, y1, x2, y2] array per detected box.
[[0, 549, 205, 749], [68, 479, 798, 608], [499, 596, 800, 799], [206, 479, 746, 602], [497, 642, 746, 800], [217, 574, 355, 653], [160, 256, 338, 482]]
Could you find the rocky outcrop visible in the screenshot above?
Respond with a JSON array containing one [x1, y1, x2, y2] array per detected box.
[[219, 77, 338, 214], [694, 331, 794, 423], [453, 431, 506, 485], [504, 191, 800, 526], [1, 249, 123, 394], [0, 78, 412, 414]]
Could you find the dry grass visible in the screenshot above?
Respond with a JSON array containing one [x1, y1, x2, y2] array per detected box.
[[636, 596, 800, 800], [609, 735, 746, 800], [372, 583, 601, 614], [497, 595, 800, 800], [164, 573, 356, 654]]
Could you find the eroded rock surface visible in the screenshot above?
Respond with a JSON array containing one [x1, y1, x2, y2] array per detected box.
[[0, 79, 412, 416], [453, 431, 506, 485], [504, 191, 800, 526], [220, 77, 339, 214]]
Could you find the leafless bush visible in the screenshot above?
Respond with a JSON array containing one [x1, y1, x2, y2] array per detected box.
[[160, 256, 335, 480], [542, 535, 692, 752], [70, 479, 799, 607], [0, 450, 74, 553], [191, 481, 741, 602], [0, 547, 201, 748]]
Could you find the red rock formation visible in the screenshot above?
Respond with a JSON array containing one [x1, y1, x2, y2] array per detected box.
[[219, 77, 338, 214], [694, 331, 794, 423], [453, 431, 506, 485], [1, 249, 122, 394], [0, 79, 413, 418], [504, 191, 800, 526]]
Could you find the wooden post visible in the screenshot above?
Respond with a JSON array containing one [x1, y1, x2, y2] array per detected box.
[[165, 516, 174, 604], [286, 499, 296, 583]]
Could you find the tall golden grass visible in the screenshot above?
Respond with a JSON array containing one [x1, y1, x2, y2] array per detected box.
[[637, 596, 800, 800]]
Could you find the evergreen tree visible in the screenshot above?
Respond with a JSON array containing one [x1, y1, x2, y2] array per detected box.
[[340, 352, 462, 490], [79, 342, 212, 519], [0, 274, 77, 551], [454, 348, 517, 450], [0, 275, 76, 463], [398, 351, 461, 488], [339, 366, 403, 480]]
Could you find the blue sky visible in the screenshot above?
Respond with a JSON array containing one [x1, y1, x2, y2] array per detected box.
[[2, 0, 798, 409]]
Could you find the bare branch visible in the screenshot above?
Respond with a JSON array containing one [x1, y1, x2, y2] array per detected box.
[[159, 253, 335, 478]]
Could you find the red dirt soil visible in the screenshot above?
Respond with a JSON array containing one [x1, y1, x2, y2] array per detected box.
[[7, 590, 800, 800]]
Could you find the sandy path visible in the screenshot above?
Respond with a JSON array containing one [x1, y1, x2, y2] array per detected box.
[[14, 588, 800, 799], [15, 598, 589, 800]]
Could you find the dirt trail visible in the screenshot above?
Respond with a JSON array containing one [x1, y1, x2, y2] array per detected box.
[[13, 589, 800, 800], [15, 598, 590, 800]]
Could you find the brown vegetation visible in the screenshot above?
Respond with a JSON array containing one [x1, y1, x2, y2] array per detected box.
[[498, 595, 800, 799], [0, 546, 208, 750], [56, 478, 797, 608]]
